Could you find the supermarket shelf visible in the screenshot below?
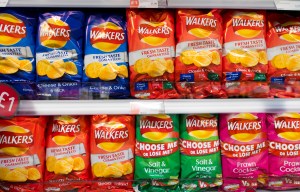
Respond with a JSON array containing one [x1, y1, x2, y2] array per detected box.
[[168, 0, 276, 9], [7, 0, 300, 10], [7, 0, 130, 7], [17, 99, 300, 116], [164, 99, 298, 114], [17, 100, 165, 116], [7, 0, 277, 9]]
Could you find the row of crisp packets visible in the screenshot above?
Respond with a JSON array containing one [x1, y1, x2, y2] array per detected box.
[[5, 114, 300, 192], [0, 115, 135, 192], [3, 10, 300, 98], [0, 114, 219, 192], [220, 112, 300, 192], [0, 11, 128, 84], [0, 10, 130, 98]]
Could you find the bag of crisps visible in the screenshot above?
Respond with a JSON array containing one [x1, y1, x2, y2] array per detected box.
[[44, 115, 89, 191], [0, 10, 37, 99], [267, 13, 300, 83], [180, 114, 222, 191], [220, 113, 268, 191], [134, 114, 180, 191], [0, 116, 47, 192], [0, 10, 36, 83], [83, 13, 129, 98], [223, 10, 267, 82], [175, 9, 222, 82], [36, 11, 84, 82], [127, 9, 177, 99], [267, 113, 300, 190], [90, 115, 135, 191]]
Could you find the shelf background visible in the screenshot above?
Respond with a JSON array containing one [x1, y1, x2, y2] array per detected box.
[[17, 99, 300, 116], [168, 0, 276, 9], [7, 0, 276, 9], [7, 0, 130, 7]]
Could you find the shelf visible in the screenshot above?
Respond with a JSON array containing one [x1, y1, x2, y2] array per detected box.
[[17, 99, 300, 116], [168, 0, 276, 9], [164, 99, 298, 114], [17, 100, 165, 116], [7, 0, 130, 7], [5, 0, 276, 9], [7, 0, 300, 10]]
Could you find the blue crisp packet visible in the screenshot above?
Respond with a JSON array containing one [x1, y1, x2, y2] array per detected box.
[[36, 11, 84, 82], [83, 14, 129, 98], [0, 10, 36, 83]]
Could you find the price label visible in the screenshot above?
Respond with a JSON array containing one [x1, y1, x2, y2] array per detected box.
[[0, 83, 19, 118], [130, 0, 167, 8], [130, 101, 165, 114], [0, 0, 8, 7]]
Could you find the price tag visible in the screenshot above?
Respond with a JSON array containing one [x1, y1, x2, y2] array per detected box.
[[130, 101, 164, 114], [0, 83, 20, 118], [130, 0, 167, 8], [0, 0, 8, 7], [275, 0, 300, 10]]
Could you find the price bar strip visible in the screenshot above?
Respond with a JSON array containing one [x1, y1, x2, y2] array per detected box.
[[16, 99, 300, 116]]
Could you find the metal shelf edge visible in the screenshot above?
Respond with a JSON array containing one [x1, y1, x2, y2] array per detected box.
[[6, 0, 278, 9], [168, 0, 276, 9], [17, 99, 300, 116], [7, 0, 130, 7]]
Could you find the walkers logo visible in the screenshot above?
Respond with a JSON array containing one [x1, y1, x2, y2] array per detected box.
[[140, 114, 174, 141], [0, 13, 26, 45], [227, 113, 262, 142], [186, 14, 217, 38], [94, 121, 129, 152], [274, 21, 300, 42], [186, 114, 217, 139], [274, 113, 300, 141], [232, 12, 264, 38], [52, 116, 80, 146], [138, 22, 171, 46], [90, 22, 125, 52], [40, 18, 71, 48], [0, 125, 33, 156]]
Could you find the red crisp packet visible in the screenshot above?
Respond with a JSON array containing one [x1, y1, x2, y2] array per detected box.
[[175, 9, 223, 82], [223, 10, 267, 82], [0, 117, 47, 192], [127, 9, 178, 99]]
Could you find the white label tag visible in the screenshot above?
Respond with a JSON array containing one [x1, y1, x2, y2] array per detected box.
[[46, 143, 86, 159], [0, 47, 33, 58], [91, 149, 133, 165], [0, 154, 40, 169], [130, 101, 165, 114], [36, 49, 77, 62], [0, 0, 8, 7], [275, 0, 300, 10], [84, 52, 128, 67], [129, 46, 175, 65], [176, 39, 222, 57]]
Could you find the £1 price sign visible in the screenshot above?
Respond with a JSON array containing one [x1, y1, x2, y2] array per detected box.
[[0, 83, 19, 118]]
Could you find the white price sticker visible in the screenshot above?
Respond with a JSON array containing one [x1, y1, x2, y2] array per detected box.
[[275, 0, 300, 10], [130, 101, 165, 114], [0, 0, 8, 7]]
